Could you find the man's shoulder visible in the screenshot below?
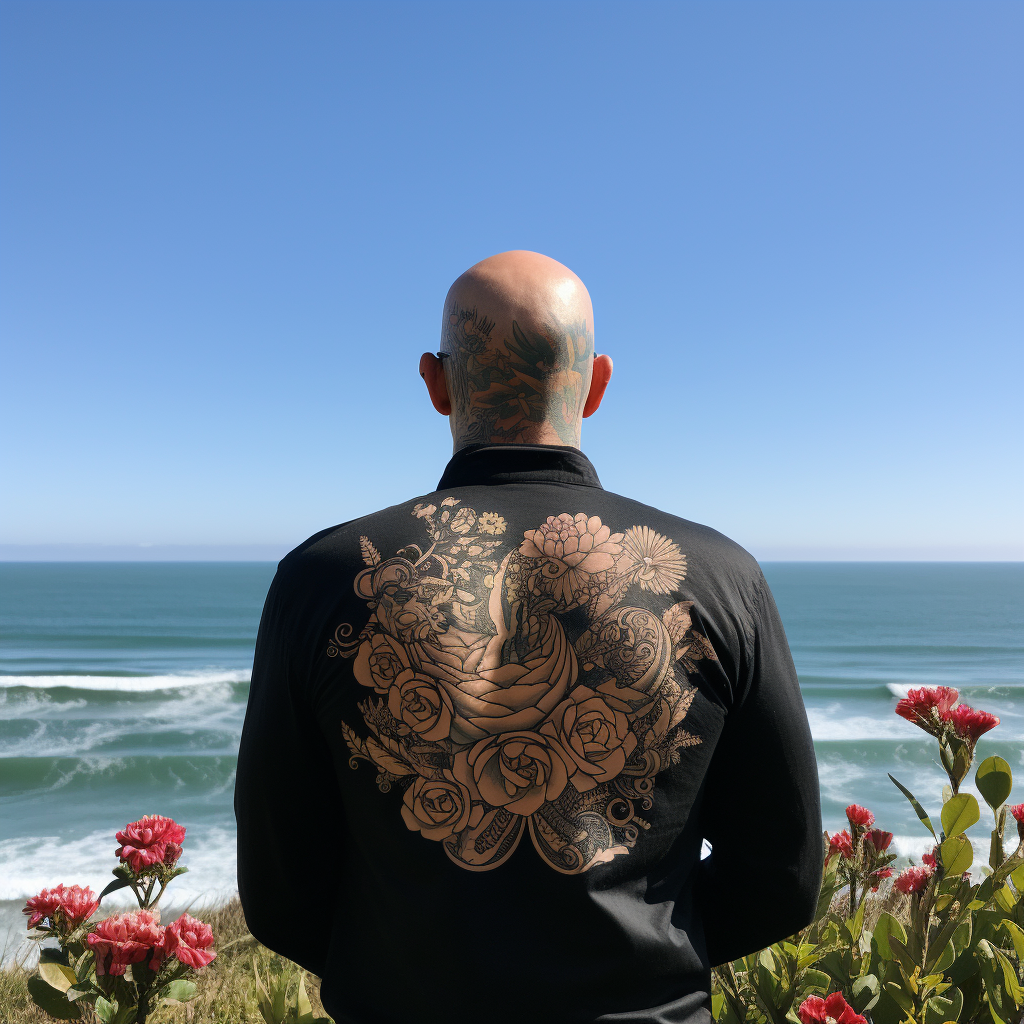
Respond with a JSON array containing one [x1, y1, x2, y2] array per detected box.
[[598, 487, 765, 592]]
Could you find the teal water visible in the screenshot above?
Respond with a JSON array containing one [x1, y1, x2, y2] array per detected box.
[[1, 562, 1022, 958]]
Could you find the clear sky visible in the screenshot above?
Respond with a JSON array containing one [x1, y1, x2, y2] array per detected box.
[[2, 1, 1021, 560]]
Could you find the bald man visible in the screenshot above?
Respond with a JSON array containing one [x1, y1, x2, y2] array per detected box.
[[235, 252, 822, 1024]]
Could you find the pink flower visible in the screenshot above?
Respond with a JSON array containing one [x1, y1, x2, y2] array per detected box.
[[164, 913, 216, 970], [827, 830, 854, 861], [799, 992, 868, 1024], [115, 814, 187, 872], [23, 884, 99, 931], [87, 910, 166, 976], [869, 868, 894, 892], [845, 804, 875, 830], [895, 686, 959, 736], [945, 704, 999, 744], [866, 828, 893, 852], [23, 889, 63, 930], [894, 865, 933, 895]]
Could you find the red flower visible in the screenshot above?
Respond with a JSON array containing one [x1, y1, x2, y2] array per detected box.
[[115, 814, 187, 872], [164, 913, 216, 970], [945, 704, 999, 744], [799, 992, 868, 1024], [827, 830, 854, 861], [845, 804, 874, 830], [866, 828, 893, 852], [23, 884, 99, 931], [87, 910, 166, 976], [895, 686, 959, 735], [869, 868, 894, 892], [922, 848, 938, 870], [894, 865, 933, 895]]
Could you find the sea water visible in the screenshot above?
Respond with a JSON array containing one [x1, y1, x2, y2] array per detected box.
[[1, 561, 1021, 961]]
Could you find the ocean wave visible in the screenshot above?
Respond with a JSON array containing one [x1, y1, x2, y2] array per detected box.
[[886, 682, 1024, 698], [0, 670, 251, 693]]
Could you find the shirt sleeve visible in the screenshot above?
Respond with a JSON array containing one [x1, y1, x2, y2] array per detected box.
[[234, 570, 344, 978], [695, 573, 824, 968]]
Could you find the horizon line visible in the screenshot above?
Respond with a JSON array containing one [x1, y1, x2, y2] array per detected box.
[[1, 543, 1021, 563]]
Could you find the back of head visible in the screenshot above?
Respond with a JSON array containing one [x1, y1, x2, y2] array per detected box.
[[440, 251, 596, 448]]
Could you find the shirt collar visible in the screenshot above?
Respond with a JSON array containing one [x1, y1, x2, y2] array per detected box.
[[437, 443, 604, 490]]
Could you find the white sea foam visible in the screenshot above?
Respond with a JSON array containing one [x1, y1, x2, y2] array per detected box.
[[0, 671, 251, 693], [806, 706, 923, 741], [887, 682, 1024, 698], [806, 703, 1024, 742]]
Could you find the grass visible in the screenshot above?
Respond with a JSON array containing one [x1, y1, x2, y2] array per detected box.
[[1, 883, 913, 1023], [0, 896, 332, 1023]]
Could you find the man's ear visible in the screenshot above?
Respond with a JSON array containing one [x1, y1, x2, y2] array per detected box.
[[419, 352, 452, 416], [582, 354, 613, 418]]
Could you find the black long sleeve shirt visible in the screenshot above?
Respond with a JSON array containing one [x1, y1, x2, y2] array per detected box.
[[235, 443, 822, 1024]]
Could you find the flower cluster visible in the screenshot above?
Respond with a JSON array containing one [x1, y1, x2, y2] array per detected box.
[[87, 910, 216, 976], [825, 804, 896, 905], [22, 815, 213, 1024], [799, 992, 868, 1024], [893, 863, 934, 896], [23, 884, 99, 933]]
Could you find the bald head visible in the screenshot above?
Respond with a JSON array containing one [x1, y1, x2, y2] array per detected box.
[[424, 251, 610, 449]]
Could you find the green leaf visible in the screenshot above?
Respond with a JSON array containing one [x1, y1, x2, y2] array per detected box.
[[296, 974, 315, 1023], [888, 936, 920, 977], [1011, 863, 1024, 891], [711, 992, 725, 1021], [884, 979, 916, 1015], [993, 883, 1018, 911], [872, 911, 908, 961], [27, 975, 82, 1020], [941, 793, 980, 837], [253, 961, 278, 1024], [846, 897, 868, 941], [98, 876, 134, 902], [952, 916, 973, 957], [940, 834, 973, 876], [38, 960, 77, 993], [814, 857, 841, 922], [992, 945, 1023, 1008], [851, 975, 880, 1014], [801, 968, 831, 994], [889, 773, 937, 838], [924, 988, 964, 1024], [66, 981, 95, 1002], [94, 995, 114, 1024], [1002, 920, 1024, 962], [931, 939, 956, 974], [159, 979, 198, 1004], [976, 756, 1013, 809]]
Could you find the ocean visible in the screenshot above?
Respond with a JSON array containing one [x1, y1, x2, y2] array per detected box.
[[1, 561, 1021, 962]]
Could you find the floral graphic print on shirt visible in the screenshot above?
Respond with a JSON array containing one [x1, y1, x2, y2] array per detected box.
[[329, 498, 717, 874]]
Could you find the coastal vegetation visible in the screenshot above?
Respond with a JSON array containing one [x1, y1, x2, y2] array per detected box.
[[6, 688, 1022, 1023]]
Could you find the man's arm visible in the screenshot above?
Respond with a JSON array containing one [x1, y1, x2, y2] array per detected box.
[[696, 574, 823, 968], [234, 571, 343, 978]]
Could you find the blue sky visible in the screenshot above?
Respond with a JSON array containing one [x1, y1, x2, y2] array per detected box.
[[2, 1, 1021, 560]]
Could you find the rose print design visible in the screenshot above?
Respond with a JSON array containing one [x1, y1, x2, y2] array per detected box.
[[329, 499, 717, 874]]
